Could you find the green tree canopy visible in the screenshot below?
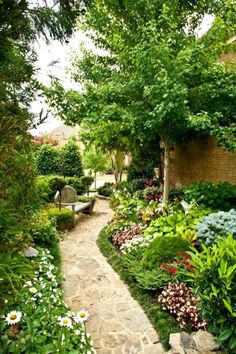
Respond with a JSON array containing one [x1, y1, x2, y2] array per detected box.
[[61, 138, 84, 178], [36, 144, 61, 175], [44, 0, 236, 200]]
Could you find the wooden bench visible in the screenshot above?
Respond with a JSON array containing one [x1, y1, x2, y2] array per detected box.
[[54, 185, 93, 216]]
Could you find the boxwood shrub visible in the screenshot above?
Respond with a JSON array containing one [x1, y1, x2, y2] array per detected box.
[[47, 207, 74, 231], [142, 236, 191, 270]]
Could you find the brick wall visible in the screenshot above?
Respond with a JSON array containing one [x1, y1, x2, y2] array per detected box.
[[169, 137, 236, 187]]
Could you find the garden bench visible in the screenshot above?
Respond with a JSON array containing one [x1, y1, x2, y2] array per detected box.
[[54, 185, 93, 216]]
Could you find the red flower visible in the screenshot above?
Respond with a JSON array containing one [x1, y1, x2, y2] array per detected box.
[[178, 251, 184, 256], [169, 266, 177, 275], [185, 253, 191, 259], [161, 263, 169, 271]]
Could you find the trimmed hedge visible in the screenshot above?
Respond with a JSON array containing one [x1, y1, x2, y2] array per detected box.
[[47, 207, 74, 231]]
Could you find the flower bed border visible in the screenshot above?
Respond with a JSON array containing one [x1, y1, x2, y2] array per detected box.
[[97, 226, 180, 350]]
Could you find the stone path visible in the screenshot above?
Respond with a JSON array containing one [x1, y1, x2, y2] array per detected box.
[[60, 199, 166, 354]]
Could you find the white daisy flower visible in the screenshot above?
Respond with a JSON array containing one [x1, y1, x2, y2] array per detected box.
[[5, 311, 22, 325], [29, 287, 37, 294], [58, 316, 73, 329], [75, 329, 81, 335], [25, 280, 32, 286], [75, 310, 90, 323]]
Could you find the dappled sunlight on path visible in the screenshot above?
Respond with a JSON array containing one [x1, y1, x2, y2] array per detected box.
[[60, 199, 166, 354]]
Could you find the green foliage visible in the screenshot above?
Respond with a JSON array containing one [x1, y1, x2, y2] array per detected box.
[[61, 138, 84, 178], [0, 249, 93, 353], [0, 252, 32, 310], [188, 235, 236, 351], [144, 205, 211, 244], [127, 160, 155, 181], [97, 182, 114, 197], [35, 144, 61, 175], [196, 209, 236, 246], [35, 175, 87, 203], [80, 175, 94, 195], [29, 211, 59, 247], [142, 236, 191, 270], [45, 0, 236, 202], [77, 195, 96, 204], [65, 176, 86, 195], [35, 175, 53, 203], [83, 146, 109, 174], [49, 177, 66, 193], [184, 181, 236, 211], [47, 207, 74, 231], [127, 179, 147, 194]]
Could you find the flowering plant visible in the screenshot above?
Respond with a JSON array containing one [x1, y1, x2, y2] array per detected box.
[[112, 222, 145, 250], [158, 282, 207, 330], [160, 251, 194, 282], [0, 249, 94, 353], [143, 187, 159, 201]]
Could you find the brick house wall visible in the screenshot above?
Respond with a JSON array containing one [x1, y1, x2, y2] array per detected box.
[[169, 137, 236, 187]]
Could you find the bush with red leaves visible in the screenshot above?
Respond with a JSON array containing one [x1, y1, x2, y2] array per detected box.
[[158, 282, 207, 330]]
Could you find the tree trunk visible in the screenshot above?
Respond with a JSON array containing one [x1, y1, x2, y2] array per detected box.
[[163, 142, 170, 202], [94, 171, 97, 190]]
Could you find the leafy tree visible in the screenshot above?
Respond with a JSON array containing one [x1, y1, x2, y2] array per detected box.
[[36, 144, 61, 175], [45, 0, 236, 201], [83, 146, 109, 188], [0, 0, 88, 245], [61, 137, 84, 177]]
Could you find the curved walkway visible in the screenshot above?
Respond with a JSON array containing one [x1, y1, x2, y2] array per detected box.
[[60, 199, 166, 354]]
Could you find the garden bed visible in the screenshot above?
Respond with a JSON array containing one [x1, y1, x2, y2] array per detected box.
[[97, 180, 236, 353], [0, 247, 94, 353]]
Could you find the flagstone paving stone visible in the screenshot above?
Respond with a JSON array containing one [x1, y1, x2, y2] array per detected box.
[[60, 199, 166, 354]]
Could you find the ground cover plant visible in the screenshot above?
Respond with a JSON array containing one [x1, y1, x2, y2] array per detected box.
[[97, 180, 236, 352], [0, 248, 94, 354]]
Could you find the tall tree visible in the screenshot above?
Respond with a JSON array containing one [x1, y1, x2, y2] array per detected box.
[[45, 0, 236, 201], [0, 0, 88, 240]]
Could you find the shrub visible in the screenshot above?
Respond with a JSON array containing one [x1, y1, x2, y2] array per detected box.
[[61, 137, 84, 177], [47, 207, 74, 231], [142, 236, 191, 270], [30, 211, 58, 246], [77, 195, 96, 203], [80, 175, 94, 195], [35, 144, 61, 175], [184, 181, 236, 211], [97, 182, 113, 197], [188, 235, 236, 350], [158, 283, 207, 330], [127, 178, 147, 193], [65, 176, 86, 195], [196, 209, 236, 245]]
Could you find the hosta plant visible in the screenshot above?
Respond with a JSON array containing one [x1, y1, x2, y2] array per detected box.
[[144, 205, 211, 245], [195, 209, 236, 246], [158, 283, 207, 330]]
